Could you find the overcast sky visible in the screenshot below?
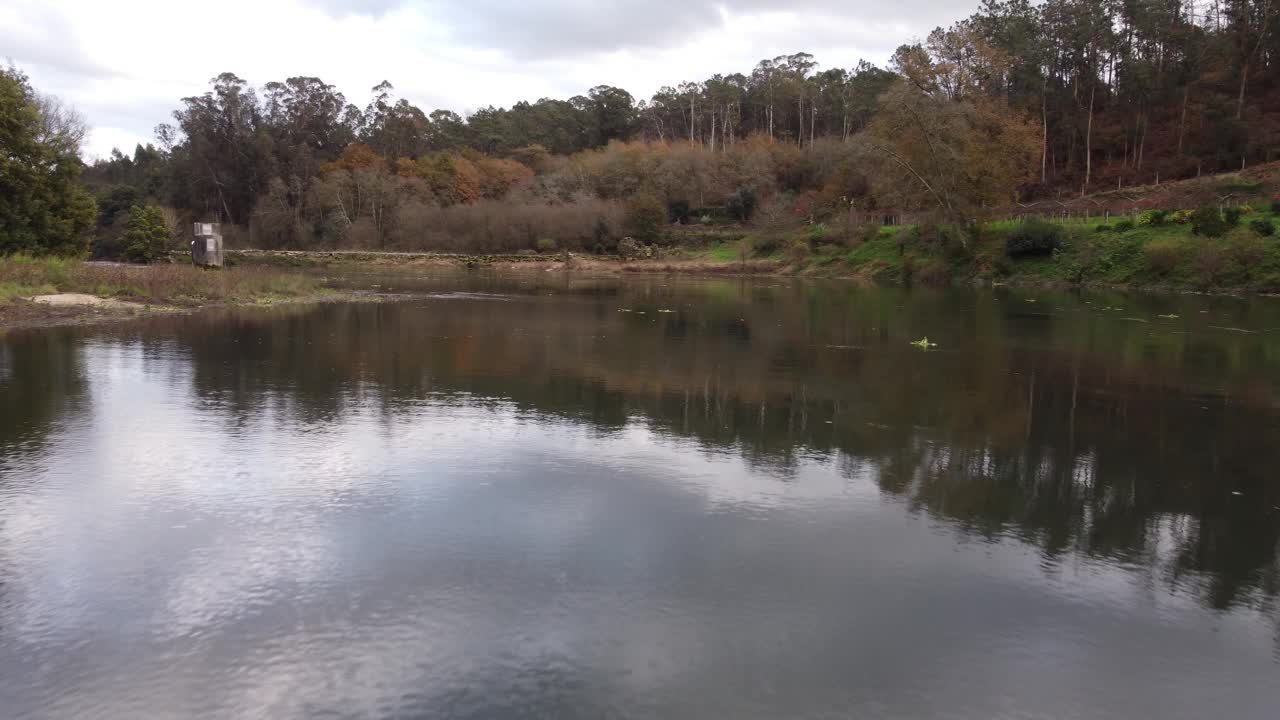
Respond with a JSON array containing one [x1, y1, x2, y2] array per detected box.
[[2, 0, 978, 159]]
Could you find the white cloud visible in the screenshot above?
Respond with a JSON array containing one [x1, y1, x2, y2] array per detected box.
[[3, 0, 973, 159]]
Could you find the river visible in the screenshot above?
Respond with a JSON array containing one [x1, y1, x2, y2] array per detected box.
[[1, 271, 1278, 718]]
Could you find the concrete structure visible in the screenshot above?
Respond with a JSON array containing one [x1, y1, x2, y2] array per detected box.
[[191, 222, 224, 268]]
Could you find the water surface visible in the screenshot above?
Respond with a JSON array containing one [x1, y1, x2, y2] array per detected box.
[[2, 273, 1278, 719]]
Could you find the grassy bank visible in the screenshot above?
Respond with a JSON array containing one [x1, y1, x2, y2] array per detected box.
[[677, 204, 1280, 291], [0, 255, 331, 307]]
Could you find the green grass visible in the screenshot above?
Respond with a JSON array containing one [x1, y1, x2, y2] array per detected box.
[[699, 241, 745, 262], [0, 254, 330, 306], [686, 207, 1280, 291]]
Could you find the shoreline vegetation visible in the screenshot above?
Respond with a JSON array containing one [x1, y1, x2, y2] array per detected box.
[[228, 193, 1280, 290], [5, 184, 1280, 331], [0, 255, 352, 332]]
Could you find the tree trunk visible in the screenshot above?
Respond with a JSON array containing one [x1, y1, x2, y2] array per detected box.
[[1040, 84, 1048, 184], [689, 94, 696, 146], [709, 106, 716, 152], [1178, 84, 1189, 155], [797, 94, 804, 145], [1235, 59, 1249, 120], [1083, 82, 1095, 197]]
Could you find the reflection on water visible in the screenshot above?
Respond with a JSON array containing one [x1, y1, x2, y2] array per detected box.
[[1, 272, 1278, 719]]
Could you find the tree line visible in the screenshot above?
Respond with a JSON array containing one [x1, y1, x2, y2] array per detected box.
[[3, 0, 1277, 256]]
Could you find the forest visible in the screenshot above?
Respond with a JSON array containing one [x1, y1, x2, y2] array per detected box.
[[2, 0, 1278, 257]]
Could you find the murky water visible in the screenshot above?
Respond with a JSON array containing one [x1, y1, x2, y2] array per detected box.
[[2, 272, 1278, 719]]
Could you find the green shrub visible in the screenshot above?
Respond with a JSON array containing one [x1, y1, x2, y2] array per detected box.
[[1190, 207, 1228, 237], [805, 223, 830, 244], [625, 193, 666, 242], [725, 187, 757, 223], [1113, 219, 1135, 233], [1005, 219, 1061, 258], [1170, 209, 1194, 224], [122, 206, 172, 263], [752, 235, 782, 256], [991, 254, 1013, 277], [1143, 239, 1184, 275], [1094, 223, 1112, 233], [1271, 200, 1280, 214], [535, 237, 558, 253], [1223, 206, 1244, 227], [1249, 219, 1275, 237], [1054, 247, 1088, 284], [1138, 209, 1169, 226]]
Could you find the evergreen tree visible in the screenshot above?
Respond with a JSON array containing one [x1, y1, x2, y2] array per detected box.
[[122, 205, 171, 262]]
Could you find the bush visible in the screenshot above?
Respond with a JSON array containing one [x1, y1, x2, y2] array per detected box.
[[991, 254, 1014, 277], [725, 187, 757, 223], [841, 221, 880, 248], [667, 199, 691, 225], [122, 205, 172, 263], [1194, 245, 1226, 286], [916, 259, 951, 286], [805, 223, 830, 245], [592, 215, 613, 249], [1094, 223, 1112, 233], [535, 237, 558, 253], [1142, 239, 1184, 275], [1223, 206, 1244, 227], [1005, 219, 1062, 258], [1250, 219, 1275, 237], [1190, 207, 1228, 238], [1113, 219, 1135, 233], [1271, 200, 1280, 214], [751, 234, 782, 256], [1138, 209, 1169, 226], [625, 193, 666, 242], [1169, 209, 1194, 224], [910, 221, 967, 253], [784, 237, 811, 263], [1229, 235, 1265, 268], [617, 236, 652, 260], [387, 196, 624, 253]]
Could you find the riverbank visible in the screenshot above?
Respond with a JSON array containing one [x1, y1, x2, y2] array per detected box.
[[0, 255, 348, 332], [224, 202, 1280, 293]]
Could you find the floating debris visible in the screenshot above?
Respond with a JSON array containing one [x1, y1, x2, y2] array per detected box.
[[1231, 491, 1244, 496], [1157, 314, 1180, 319], [1208, 326, 1257, 334], [657, 309, 676, 313], [1120, 317, 1150, 323], [911, 337, 937, 349]]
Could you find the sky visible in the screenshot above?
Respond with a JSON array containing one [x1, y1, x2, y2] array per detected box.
[[2, 0, 979, 160]]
